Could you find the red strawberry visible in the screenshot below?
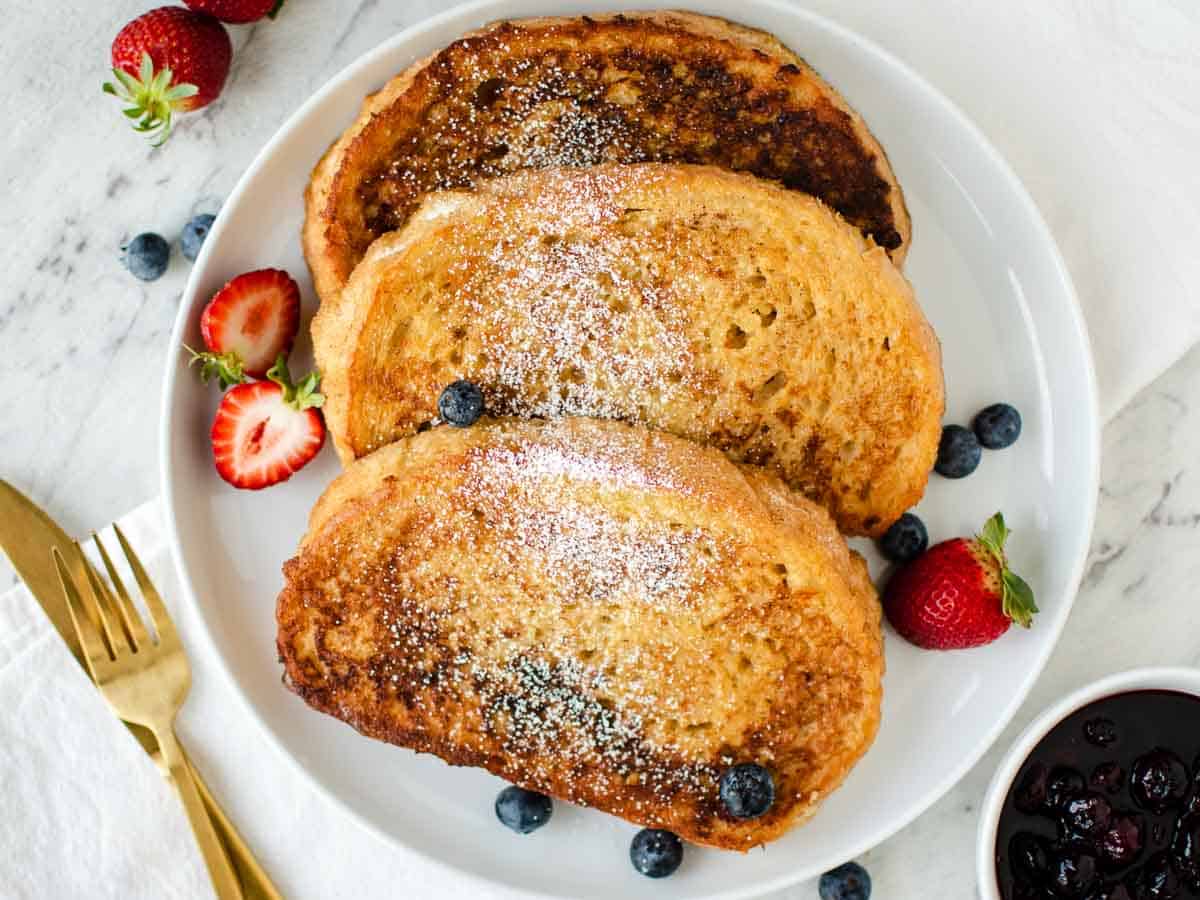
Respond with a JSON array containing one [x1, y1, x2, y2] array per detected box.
[[103, 7, 232, 146], [194, 269, 301, 383], [883, 512, 1037, 650], [184, 0, 286, 24], [211, 357, 325, 489]]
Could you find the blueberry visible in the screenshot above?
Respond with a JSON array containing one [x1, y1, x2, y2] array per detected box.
[[629, 828, 683, 878], [934, 424, 982, 478], [438, 380, 484, 427], [1084, 717, 1119, 747], [719, 763, 775, 819], [818, 861, 871, 900], [879, 513, 928, 564], [1131, 749, 1189, 814], [123, 232, 170, 281], [1087, 884, 1133, 900], [1048, 847, 1098, 897], [1091, 762, 1125, 795], [973, 403, 1023, 449], [1047, 766, 1087, 812], [494, 786, 552, 834], [1099, 813, 1143, 869], [1010, 832, 1051, 883], [1060, 792, 1113, 842], [1015, 762, 1051, 814], [1171, 812, 1200, 883], [181, 213, 216, 262], [1138, 851, 1181, 898]]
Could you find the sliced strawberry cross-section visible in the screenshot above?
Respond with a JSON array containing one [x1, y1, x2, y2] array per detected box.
[[211, 356, 325, 490], [196, 268, 301, 380]]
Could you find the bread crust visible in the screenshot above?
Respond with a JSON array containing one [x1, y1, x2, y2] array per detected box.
[[277, 417, 883, 849], [314, 163, 942, 536], [303, 11, 911, 304]]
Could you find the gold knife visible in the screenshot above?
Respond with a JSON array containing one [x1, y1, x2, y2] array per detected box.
[[0, 478, 282, 900]]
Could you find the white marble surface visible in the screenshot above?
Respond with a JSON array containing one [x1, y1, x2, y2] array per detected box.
[[3, 1, 1200, 898]]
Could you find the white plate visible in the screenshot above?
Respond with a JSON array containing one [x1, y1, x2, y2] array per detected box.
[[160, 2, 1100, 897]]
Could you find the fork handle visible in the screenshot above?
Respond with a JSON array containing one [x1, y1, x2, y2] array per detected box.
[[158, 729, 244, 899]]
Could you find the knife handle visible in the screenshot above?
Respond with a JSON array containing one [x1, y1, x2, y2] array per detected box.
[[130, 721, 282, 900], [188, 751, 284, 900]]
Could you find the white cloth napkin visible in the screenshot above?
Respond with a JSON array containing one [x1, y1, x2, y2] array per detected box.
[[0, 501, 531, 900], [802, 0, 1200, 420]]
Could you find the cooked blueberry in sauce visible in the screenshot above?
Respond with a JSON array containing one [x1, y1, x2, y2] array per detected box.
[[1131, 749, 1189, 814], [1046, 766, 1087, 812], [1098, 812, 1143, 869], [1015, 762, 1051, 814], [1086, 717, 1120, 747], [1092, 762, 1126, 795], [1059, 792, 1113, 842], [996, 690, 1200, 900]]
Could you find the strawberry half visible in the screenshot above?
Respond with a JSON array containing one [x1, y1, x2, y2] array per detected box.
[[883, 512, 1037, 650], [104, 7, 232, 146], [197, 268, 301, 380], [211, 356, 325, 489]]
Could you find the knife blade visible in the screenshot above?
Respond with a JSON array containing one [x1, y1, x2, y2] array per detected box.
[[0, 478, 280, 900], [0, 479, 89, 664]]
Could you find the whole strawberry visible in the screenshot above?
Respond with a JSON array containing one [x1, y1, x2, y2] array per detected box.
[[103, 7, 232, 146], [883, 513, 1036, 650], [184, 0, 286, 24]]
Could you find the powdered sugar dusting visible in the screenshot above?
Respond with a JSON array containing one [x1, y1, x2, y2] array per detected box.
[[330, 423, 743, 808], [460, 427, 727, 611], [445, 168, 706, 421]]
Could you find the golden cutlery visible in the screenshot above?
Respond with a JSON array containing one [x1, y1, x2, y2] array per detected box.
[[0, 479, 281, 899], [54, 528, 242, 900]]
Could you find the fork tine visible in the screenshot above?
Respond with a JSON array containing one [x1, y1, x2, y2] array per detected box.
[[52, 548, 112, 677], [79, 550, 128, 657], [92, 532, 150, 651], [113, 524, 176, 645]]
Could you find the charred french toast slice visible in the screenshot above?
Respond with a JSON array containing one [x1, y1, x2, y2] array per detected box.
[[277, 417, 883, 849], [303, 11, 911, 303]]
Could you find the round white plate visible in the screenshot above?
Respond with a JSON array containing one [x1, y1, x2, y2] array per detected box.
[[161, 1, 1100, 897]]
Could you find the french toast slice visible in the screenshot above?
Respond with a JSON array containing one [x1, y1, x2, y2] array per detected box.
[[276, 417, 883, 849], [313, 163, 943, 536], [303, 11, 910, 303]]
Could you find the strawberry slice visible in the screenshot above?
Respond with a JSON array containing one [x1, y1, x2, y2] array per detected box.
[[211, 356, 325, 489], [198, 269, 300, 380]]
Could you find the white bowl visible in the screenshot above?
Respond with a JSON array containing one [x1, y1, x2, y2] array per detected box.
[[976, 666, 1200, 899]]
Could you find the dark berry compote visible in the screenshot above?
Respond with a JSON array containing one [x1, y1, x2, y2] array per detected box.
[[996, 690, 1200, 900]]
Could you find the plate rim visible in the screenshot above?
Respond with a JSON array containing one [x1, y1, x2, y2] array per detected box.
[[158, 1, 1101, 896]]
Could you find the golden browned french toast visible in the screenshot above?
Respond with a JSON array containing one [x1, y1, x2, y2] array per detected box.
[[276, 417, 883, 849], [303, 11, 911, 303], [313, 163, 943, 536]]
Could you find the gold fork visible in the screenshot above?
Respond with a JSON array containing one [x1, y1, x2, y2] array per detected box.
[[53, 527, 242, 899]]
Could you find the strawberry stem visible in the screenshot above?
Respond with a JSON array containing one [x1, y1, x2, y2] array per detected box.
[[976, 512, 1038, 628], [102, 52, 199, 147], [185, 344, 246, 389], [267, 355, 325, 411], [268, 0, 287, 18]]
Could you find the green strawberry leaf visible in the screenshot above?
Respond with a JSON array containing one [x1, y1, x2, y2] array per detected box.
[[975, 511, 1037, 628], [977, 512, 1010, 562], [185, 345, 246, 389], [267, 354, 325, 411], [268, 0, 287, 18], [1002, 570, 1038, 628], [102, 52, 195, 147]]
